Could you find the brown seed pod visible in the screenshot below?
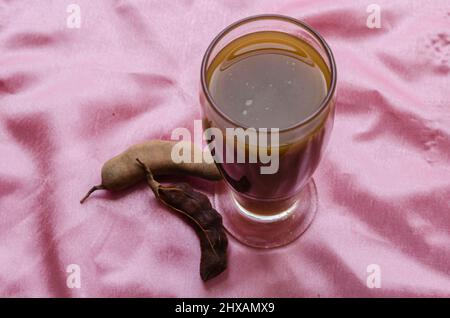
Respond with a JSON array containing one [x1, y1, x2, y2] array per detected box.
[[136, 158, 228, 281], [80, 140, 222, 203]]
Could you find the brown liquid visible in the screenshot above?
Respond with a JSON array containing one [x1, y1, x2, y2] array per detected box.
[[204, 31, 334, 215]]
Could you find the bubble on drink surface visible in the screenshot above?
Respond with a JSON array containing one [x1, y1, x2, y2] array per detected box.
[[245, 99, 253, 106], [287, 80, 292, 85], [242, 110, 248, 115]]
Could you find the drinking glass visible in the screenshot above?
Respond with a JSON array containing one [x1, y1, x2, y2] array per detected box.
[[200, 15, 337, 248]]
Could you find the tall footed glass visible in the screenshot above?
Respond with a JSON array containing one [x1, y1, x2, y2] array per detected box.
[[200, 15, 337, 248]]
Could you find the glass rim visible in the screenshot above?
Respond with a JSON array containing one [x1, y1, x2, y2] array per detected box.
[[200, 14, 337, 133]]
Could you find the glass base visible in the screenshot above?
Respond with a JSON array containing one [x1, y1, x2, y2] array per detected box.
[[213, 180, 318, 249]]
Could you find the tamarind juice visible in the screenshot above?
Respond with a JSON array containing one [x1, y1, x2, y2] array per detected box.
[[203, 31, 335, 216]]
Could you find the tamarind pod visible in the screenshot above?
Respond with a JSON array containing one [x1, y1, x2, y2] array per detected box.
[[136, 158, 228, 281], [80, 140, 222, 203]]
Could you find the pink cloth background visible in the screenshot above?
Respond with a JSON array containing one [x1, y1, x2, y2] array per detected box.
[[1, 0, 449, 297]]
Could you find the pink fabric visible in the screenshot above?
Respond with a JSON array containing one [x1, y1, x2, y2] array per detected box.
[[1, 0, 449, 297]]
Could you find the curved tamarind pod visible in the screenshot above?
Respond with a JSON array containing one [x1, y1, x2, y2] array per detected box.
[[136, 158, 227, 281], [80, 140, 221, 203]]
